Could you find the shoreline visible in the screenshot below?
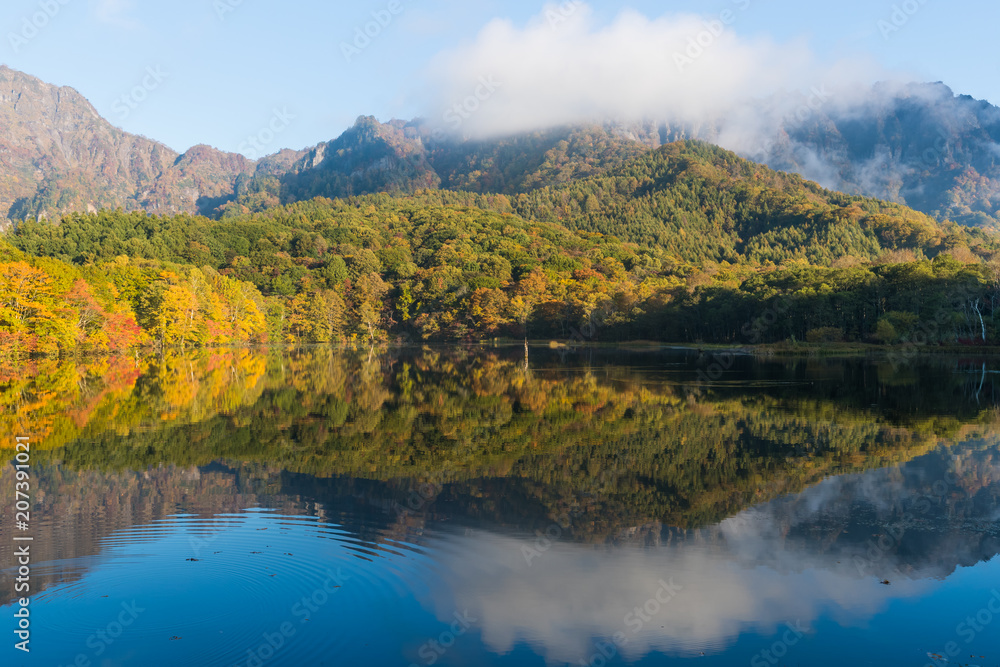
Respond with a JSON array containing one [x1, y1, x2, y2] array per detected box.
[[9, 339, 1000, 361]]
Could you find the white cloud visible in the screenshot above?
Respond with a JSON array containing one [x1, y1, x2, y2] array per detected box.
[[419, 529, 931, 664], [419, 3, 897, 142]]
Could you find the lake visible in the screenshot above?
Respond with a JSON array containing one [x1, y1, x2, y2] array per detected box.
[[2, 346, 1000, 666]]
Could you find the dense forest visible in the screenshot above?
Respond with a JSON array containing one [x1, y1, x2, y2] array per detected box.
[[5, 141, 1000, 355]]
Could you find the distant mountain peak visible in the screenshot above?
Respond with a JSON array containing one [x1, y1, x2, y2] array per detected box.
[[2, 66, 999, 230], [0, 65, 261, 220]]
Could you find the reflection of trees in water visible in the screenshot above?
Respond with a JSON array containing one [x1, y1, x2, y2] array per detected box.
[[4, 347, 1000, 609], [0, 350, 269, 451], [952, 359, 1000, 405], [4, 348, 1000, 539]]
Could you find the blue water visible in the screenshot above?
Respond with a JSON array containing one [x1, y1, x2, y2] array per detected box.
[[2, 349, 1000, 666], [5, 466, 999, 667]]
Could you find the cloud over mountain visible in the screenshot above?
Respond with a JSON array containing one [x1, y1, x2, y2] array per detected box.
[[416, 4, 1000, 227], [420, 2, 889, 140]]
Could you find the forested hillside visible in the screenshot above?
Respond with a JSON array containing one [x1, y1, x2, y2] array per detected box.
[[6, 138, 1000, 354], [516, 142, 995, 263], [215, 120, 654, 218], [7, 197, 643, 347]]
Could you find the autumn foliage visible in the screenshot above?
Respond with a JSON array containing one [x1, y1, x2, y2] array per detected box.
[[0, 261, 139, 357], [0, 246, 274, 357]]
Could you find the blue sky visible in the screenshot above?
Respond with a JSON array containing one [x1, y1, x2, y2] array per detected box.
[[1, 0, 996, 156]]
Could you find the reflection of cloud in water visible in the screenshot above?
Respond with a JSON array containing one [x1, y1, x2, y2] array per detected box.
[[425, 532, 929, 663], [730, 440, 1000, 580], [421, 443, 1000, 663]]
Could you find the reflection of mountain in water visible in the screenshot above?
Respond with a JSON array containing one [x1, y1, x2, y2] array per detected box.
[[417, 442, 1000, 663], [3, 348, 1000, 610], [4, 438, 1000, 611], [0, 462, 296, 607], [276, 437, 1000, 582], [721, 440, 1000, 581], [14, 349, 1000, 531]]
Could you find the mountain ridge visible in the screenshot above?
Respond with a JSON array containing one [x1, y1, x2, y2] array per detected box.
[[0, 65, 256, 220], [2, 66, 1000, 234]]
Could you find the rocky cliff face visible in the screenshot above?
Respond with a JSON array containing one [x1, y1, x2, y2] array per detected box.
[[220, 86, 1000, 229], [743, 82, 1000, 229], [3, 66, 1000, 229], [0, 66, 253, 220]]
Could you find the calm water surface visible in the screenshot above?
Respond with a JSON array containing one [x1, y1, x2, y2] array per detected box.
[[2, 347, 999, 666]]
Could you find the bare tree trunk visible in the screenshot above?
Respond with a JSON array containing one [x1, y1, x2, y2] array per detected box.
[[977, 362, 986, 402], [973, 298, 986, 341]]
